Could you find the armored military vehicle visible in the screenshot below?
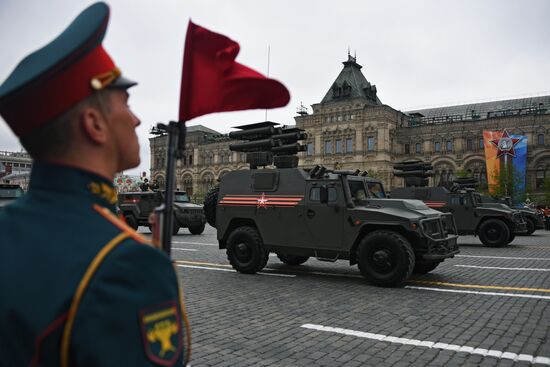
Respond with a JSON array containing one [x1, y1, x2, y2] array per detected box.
[[479, 196, 543, 235], [204, 122, 459, 287], [118, 190, 206, 234], [0, 183, 24, 211], [390, 160, 526, 247]]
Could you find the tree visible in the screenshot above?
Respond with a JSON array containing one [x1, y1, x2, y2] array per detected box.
[[543, 176, 550, 203]]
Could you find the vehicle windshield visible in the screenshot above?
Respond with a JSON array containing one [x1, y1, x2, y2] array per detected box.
[[174, 193, 190, 203], [0, 187, 24, 199], [367, 182, 386, 198]]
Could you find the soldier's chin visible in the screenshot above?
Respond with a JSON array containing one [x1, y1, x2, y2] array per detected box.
[[119, 155, 141, 171]]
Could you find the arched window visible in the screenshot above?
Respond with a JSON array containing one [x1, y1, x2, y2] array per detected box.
[[415, 143, 421, 153], [536, 165, 545, 189], [538, 134, 545, 146]]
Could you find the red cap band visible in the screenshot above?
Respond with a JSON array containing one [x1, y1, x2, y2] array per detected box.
[[0, 46, 115, 137]]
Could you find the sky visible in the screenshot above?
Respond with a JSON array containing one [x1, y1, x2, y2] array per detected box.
[[1, 0, 549, 176]]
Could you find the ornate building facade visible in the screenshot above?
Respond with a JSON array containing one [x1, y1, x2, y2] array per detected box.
[[150, 55, 550, 199]]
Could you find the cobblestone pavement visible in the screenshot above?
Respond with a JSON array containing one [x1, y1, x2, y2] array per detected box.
[[140, 227, 550, 366]]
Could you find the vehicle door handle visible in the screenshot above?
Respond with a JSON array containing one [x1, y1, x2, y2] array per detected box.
[[307, 209, 315, 218]]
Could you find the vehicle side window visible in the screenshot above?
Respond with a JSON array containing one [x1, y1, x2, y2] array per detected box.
[[309, 187, 337, 202], [450, 197, 461, 206]]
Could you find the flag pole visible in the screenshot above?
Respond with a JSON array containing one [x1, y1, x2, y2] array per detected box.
[[155, 121, 186, 257]]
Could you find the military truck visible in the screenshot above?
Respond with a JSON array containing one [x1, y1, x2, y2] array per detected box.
[[390, 160, 526, 247], [118, 190, 206, 235], [0, 183, 24, 211], [204, 122, 459, 287], [479, 196, 543, 235]]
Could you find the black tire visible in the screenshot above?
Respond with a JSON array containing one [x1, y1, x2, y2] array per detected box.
[[506, 233, 516, 244], [356, 230, 415, 287], [203, 185, 219, 228], [413, 261, 441, 275], [524, 218, 536, 236], [479, 219, 510, 247], [277, 254, 309, 265], [188, 223, 205, 235], [172, 218, 180, 235], [124, 213, 138, 230], [226, 226, 269, 274]]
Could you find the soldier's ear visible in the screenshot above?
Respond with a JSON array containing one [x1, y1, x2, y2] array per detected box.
[[80, 106, 109, 145]]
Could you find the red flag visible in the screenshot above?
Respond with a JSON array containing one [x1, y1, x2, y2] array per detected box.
[[179, 21, 290, 122]]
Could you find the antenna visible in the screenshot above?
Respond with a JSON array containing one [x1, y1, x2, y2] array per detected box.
[[265, 45, 270, 121], [297, 102, 309, 116]]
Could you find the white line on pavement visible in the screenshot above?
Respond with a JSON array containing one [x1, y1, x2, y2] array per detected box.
[[172, 241, 218, 246], [300, 324, 550, 365], [406, 286, 550, 300], [456, 254, 550, 261], [176, 264, 296, 278], [455, 265, 550, 272], [171, 248, 198, 252]]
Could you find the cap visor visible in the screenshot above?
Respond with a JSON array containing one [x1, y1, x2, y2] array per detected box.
[[108, 75, 137, 89]]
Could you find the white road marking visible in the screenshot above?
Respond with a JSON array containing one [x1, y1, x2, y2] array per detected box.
[[171, 248, 198, 252], [455, 264, 550, 272], [300, 324, 550, 365], [172, 241, 218, 246], [406, 286, 550, 300], [176, 264, 296, 278], [456, 254, 550, 261]]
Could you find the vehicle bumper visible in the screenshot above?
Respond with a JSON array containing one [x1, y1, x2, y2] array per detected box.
[[418, 214, 460, 260]]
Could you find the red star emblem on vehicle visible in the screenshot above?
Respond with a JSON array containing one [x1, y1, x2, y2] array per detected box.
[[490, 129, 520, 158], [257, 192, 268, 208]]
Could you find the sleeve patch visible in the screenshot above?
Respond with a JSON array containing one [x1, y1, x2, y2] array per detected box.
[[139, 301, 183, 366]]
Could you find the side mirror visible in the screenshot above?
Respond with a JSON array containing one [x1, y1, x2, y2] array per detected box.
[[320, 185, 329, 204]]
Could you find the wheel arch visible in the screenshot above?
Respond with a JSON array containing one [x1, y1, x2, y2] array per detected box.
[[349, 224, 416, 265], [219, 218, 259, 249]]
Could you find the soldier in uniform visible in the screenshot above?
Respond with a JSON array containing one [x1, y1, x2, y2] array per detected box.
[[0, 2, 190, 366]]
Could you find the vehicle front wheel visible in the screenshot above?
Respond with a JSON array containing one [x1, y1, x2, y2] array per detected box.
[[413, 261, 441, 275], [523, 218, 536, 236], [172, 218, 180, 235], [124, 213, 138, 230], [226, 226, 269, 274], [188, 223, 205, 235], [356, 230, 415, 287], [479, 219, 510, 247], [277, 254, 309, 265]]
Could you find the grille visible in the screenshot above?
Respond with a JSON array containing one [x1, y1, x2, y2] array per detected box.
[[422, 218, 443, 239]]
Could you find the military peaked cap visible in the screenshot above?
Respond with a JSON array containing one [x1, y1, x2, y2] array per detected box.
[[0, 2, 136, 137]]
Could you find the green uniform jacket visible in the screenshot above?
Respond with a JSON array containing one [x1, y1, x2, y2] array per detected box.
[[0, 164, 189, 366]]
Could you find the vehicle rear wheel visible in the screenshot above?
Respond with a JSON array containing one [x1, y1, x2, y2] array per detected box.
[[413, 261, 441, 275], [479, 219, 510, 247], [356, 230, 415, 287], [188, 223, 205, 235], [277, 254, 309, 265], [226, 226, 268, 274], [203, 185, 219, 228], [523, 218, 536, 236], [124, 213, 138, 230]]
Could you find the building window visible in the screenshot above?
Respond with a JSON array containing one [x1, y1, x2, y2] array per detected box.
[[479, 138, 484, 150], [415, 142, 421, 153], [536, 166, 545, 189], [335, 140, 342, 153], [307, 142, 314, 156], [404, 144, 410, 154], [466, 138, 473, 151], [446, 140, 453, 152], [324, 140, 332, 154], [326, 116, 330, 123], [538, 134, 545, 146], [338, 115, 343, 121], [189, 155, 193, 166], [367, 137, 375, 151], [346, 138, 353, 153], [350, 114, 355, 120], [434, 142, 441, 152]]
